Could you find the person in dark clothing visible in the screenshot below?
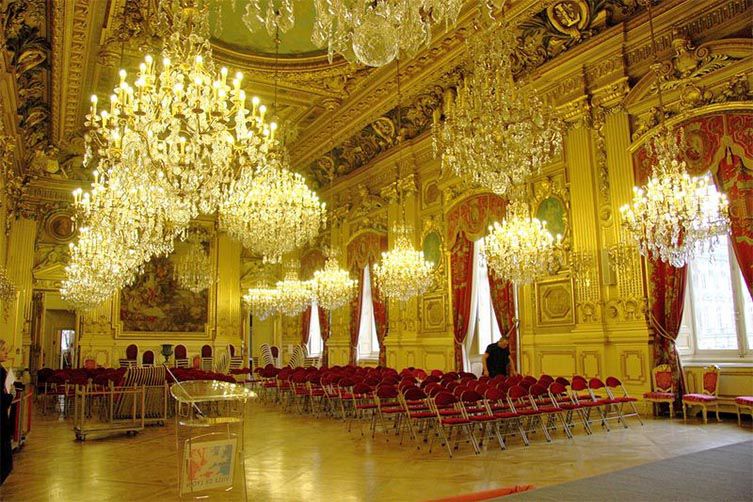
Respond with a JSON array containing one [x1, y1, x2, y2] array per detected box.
[[0, 339, 13, 485], [482, 336, 513, 378]]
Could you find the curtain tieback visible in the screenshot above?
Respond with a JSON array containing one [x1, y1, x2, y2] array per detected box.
[[649, 312, 677, 343]]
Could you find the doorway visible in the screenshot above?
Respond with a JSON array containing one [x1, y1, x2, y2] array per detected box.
[[59, 329, 75, 368]]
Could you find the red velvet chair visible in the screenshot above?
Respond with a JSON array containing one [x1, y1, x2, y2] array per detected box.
[[683, 365, 721, 424], [174, 344, 189, 368], [735, 396, 753, 427], [201, 345, 213, 371], [643, 364, 677, 418], [125, 344, 138, 364], [142, 350, 155, 367]]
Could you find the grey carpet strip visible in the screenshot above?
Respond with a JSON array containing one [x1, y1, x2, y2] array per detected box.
[[509, 440, 753, 502]]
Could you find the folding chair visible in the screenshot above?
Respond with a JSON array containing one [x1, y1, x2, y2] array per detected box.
[[605, 376, 643, 426], [428, 391, 479, 457]]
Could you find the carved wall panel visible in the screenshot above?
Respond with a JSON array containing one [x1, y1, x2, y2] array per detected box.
[[579, 350, 602, 378], [420, 294, 446, 333], [620, 349, 647, 384], [535, 277, 576, 327], [537, 350, 577, 376]]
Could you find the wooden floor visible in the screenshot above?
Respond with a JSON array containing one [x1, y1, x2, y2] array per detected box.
[[1, 400, 751, 501]]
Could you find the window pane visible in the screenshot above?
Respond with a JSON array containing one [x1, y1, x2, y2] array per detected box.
[[690, 242, 738, 351], [740, 268, 753, 352], [676, 290, 692, 353], [358, 266, 378, 358], [308, 302, 322, 356]]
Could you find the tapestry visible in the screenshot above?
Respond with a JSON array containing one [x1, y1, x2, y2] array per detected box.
[[120, 255, 208, 332]]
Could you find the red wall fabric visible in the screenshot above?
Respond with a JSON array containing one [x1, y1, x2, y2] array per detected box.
[[488, 270, 518, 374], [349, 267, 365, 365], [715, 148, 753, 300], [318, 306, 330, 367], [648, 258, 688, 405], [451, 234, 474, 371], [301, 305, 312, 346]]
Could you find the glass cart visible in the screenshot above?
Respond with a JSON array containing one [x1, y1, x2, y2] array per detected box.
[[170, 380, 255, 500]]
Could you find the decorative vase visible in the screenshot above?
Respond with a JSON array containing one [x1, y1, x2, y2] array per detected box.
[[161, 343, 174, 365]]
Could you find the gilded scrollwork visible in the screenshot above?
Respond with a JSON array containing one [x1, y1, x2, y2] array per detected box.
[[513, 0, 644, 76], [308, 77, 460, 186], [2, 0, 50, 170]]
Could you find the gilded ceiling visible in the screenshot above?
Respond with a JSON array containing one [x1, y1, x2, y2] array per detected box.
[[0, 0, 751, 200]]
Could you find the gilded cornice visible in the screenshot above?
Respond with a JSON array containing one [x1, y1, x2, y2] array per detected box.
[[50, 0, 96, 146]]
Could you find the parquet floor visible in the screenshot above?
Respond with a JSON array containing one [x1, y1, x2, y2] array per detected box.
[[1, 400, 751, 502]]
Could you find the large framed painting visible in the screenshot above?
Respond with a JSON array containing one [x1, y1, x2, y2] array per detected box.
[[120, 256, 209, 334]]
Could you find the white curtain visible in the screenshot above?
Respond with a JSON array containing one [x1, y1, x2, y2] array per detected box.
[[462, 239, 483, 372]]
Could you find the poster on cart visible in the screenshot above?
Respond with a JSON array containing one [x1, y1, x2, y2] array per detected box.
[[181, 437, 237, 494]]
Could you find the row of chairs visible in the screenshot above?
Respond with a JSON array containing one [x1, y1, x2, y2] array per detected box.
[[255, 366, 642, 457], [117, 344, 242, 371]]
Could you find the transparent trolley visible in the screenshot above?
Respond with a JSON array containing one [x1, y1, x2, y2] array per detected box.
[[170, 380, 255, 500]]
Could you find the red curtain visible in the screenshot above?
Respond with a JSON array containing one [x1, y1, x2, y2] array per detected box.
[[451, 233, 474, 371], [349, 268, 365, 365], [649, 258, 688, 407], [318, 306, 330, 367], [371, 264, 388, 367], [301, 305, 312, 346], [715, 148, 753, 299], [488, 269, 518, 375]]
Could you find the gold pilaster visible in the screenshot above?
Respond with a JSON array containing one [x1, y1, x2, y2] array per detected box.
[[2, 217, 38, 367]]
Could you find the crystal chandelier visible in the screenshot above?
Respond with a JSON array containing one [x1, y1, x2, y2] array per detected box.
[[373, 224, 434, 302], [372, 59, 433, 301], [619, 1, 730, 268], [313, 250, 357, 310], [243, 285, 281, 320], [313, 0, 464, 66], [275, 268, 314, 316], [220, 155, 327, 264], [173, 231, 213, 293], [218, 16, 326, 264], [620, 128, 730, 267], [434, 23, 563, 196], [218, 0, 463, 67], [485, 200, 562, 284], [207, 0, 295, 38], [84, 1, 278, 228], [62, 162, 179, 308]]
